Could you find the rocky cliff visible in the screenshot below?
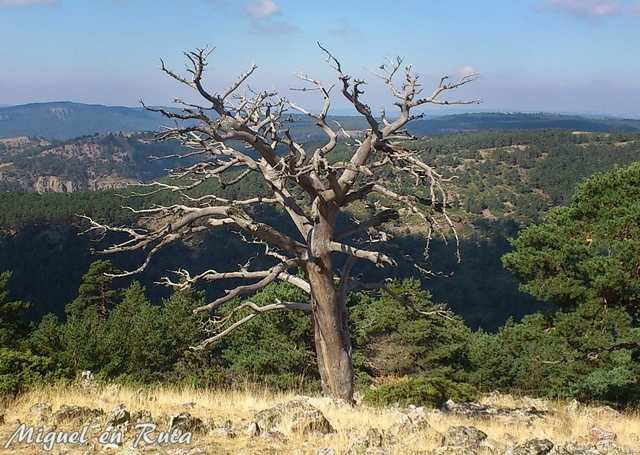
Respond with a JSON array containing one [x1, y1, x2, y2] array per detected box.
[[0, 133, 177, 192]]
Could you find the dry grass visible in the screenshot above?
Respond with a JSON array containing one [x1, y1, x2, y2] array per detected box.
[[0, 384, 638, 454]]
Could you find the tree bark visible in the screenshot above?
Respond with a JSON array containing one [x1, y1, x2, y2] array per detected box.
[[310, 270, 354, 401], [306, 201, 354, 402]]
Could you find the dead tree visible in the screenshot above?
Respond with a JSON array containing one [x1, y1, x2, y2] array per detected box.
[[82, 44, 478, 401]]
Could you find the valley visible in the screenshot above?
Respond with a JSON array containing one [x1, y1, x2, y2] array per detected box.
[[1, 124, 639, 329]]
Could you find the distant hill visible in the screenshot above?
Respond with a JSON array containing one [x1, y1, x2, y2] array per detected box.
[[1, 102, 640, 140], [0, 133, 188, 192], [411, 112, 640, 134], [261, 112, 640, 141], [0, 102, 167, 139]]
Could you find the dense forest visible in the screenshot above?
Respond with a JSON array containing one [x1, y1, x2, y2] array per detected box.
[[1, 128, 640, 408], [2, 129, 640, 327], [1, 161, 639, 407]]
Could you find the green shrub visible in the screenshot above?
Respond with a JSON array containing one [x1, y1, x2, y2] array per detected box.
[[99, 282, 169, 381], [0, 348, 52, 397], [215, 282, 317, 389], [350, 279, 472, 383], [363, 376, 478, 408], [468, 302, 640, 406]]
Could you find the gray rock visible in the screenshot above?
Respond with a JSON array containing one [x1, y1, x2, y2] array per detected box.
[[433, 447, 484, 455], [441, 426, 488, 448], [513, 439, 554, 455], [107, 404, 130, 427], [315, 449, 337, 455], [548, 441, 636, 454], [347, 428, 385, 454], [245, 421, 260, 437], [443, 399, 546, 421], [29, 402, 52, 423], [131, 409, 153, 424], [254, 399, 334, 435], [390, 407, 431, 435], [549, 443, 599, 454], [53, 405, 104, 425], [364, 428, 384, 447], [594, 440, 636, 454], [169, 412, 207, 434], [211, 419, 237, 439]]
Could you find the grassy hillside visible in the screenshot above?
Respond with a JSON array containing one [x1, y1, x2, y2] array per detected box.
[[410, 129, 640, 224]]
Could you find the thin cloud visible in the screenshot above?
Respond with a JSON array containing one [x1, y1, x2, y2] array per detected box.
[[242, 0, 296, 35], [460, 66, 478, 77], [244, 0, 279, 19], [542, 0, 640, 18], [0, 0, 55, 6]]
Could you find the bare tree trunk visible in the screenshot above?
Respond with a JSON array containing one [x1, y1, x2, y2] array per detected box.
[[306, 202, 354, 402], [310, 271, 354, 401]]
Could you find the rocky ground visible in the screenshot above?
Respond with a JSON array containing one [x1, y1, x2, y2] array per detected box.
[[0, 384, 638, 454]]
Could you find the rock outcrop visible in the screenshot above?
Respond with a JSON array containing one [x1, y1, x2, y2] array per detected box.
[[52, 405, 104, 425], [34, 175, 78, 193], [107, 404, 131, 428], [443, 399, 547, 421], [512, 439, 554, 455], [29, 402, 52, 423], [253, 399, 335, 435], [168, 412, 207, 434], [389, 406, 431, 435], [347, 428, 386, 454], [441, 425, 488, 447]]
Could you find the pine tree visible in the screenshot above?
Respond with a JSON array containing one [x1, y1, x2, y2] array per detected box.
[[62, 260, 121, 371], [504, 162, 640, 317], [0, 271, 30, 347], [163, 289, 205, 358], [100, 282, 168, 380], [65, 260, 121, 320]]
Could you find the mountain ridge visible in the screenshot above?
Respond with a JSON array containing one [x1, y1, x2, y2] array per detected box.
[[2, 102, 640, 140]]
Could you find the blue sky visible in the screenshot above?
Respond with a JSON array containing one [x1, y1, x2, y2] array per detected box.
[[1, 0, 639, 116]]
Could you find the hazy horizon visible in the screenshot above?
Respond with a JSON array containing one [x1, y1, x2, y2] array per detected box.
[[1, 0, 640, 116], [2, 100, 640, 121]]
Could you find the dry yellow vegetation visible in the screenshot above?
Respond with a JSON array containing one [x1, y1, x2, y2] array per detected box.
[[0, 384, 638, 454]]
